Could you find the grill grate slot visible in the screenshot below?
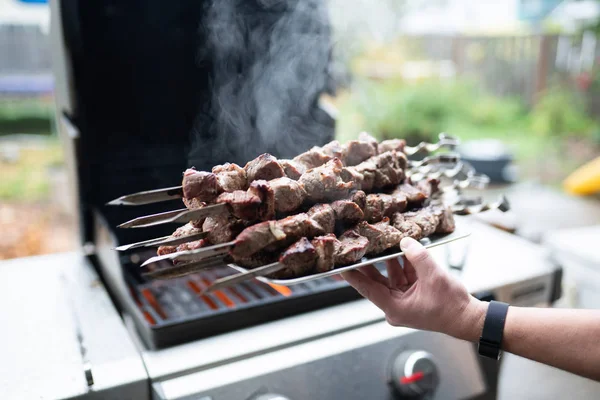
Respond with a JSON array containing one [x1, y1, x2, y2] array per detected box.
[[126, 261, 363, 348]]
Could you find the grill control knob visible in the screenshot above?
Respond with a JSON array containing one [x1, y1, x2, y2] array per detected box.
[[389, 350, 439, 398]]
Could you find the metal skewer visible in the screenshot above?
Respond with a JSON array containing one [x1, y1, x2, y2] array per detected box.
[[114, 231, 209, 251], [118, 203, 227, 229], [140, 241, 233, 267], [451, 195, 510, 215], [142, 256, 227, 280], [106, 186, 183, 206], [408, 153, 460, 169], [404, 133, 459, 156], [202, 262, 287, 293]]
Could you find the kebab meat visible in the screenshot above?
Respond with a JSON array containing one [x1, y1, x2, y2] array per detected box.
[[248, 206, 456, 279]]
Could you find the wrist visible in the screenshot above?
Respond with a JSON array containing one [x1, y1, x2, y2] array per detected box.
[[447, 297, 488, 342]]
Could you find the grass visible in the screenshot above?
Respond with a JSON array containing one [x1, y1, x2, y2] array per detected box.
[[0, 137, 64, 202]]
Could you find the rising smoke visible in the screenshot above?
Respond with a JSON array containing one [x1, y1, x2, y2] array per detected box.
[[188, 0, 336, 170]]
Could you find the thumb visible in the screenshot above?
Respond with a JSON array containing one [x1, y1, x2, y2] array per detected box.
[[400, 237, 438, 279]]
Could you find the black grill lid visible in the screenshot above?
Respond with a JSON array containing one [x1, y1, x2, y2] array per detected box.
[[60, 0, 335, 244]]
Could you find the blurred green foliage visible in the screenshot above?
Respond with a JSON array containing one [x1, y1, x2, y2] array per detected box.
[[0, 98, 54, 135], [337, 77, 598, 144], [336, 78, 530, 145], [530, 86, 596, 138]]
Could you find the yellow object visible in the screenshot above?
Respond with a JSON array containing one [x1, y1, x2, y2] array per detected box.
[[564, 156, 600, 195]]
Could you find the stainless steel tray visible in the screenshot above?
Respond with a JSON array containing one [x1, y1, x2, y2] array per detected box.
[[227, 221, 471, 286]]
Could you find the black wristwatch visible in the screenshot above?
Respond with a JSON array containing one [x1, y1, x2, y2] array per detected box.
[[478, 301, 510, 360]]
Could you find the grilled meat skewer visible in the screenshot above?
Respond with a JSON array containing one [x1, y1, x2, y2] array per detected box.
[[203, 206, 456, 289], [128, 185, 420, 255], [108, 133, 456, 207], [143, 202, 453, 271], [118, 152, 419, 229], [154, 188, 410, 256], [240, 206, 456, 279]]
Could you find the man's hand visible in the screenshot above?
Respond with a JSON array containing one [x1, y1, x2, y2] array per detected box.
[[341, 237, 487, 341]]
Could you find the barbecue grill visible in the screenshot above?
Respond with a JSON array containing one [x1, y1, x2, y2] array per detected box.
[[33, 1, 565, 399], [54, 0, 362, 349]]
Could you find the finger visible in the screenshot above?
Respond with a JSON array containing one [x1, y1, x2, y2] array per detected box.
[[359, 264, 389, 287], [402, 256, 418, 284], [341, 270, 393, 312], [385, 258, 408, 288], [400, 237, 438, 279]]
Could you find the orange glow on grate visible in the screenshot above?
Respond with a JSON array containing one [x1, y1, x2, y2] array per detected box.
[[143, 311, 156, 325], [268, 283, 292, 297], [141, 289, 167, 319]]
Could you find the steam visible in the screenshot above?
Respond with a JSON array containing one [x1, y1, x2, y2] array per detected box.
[[188, 0, 336, 170]]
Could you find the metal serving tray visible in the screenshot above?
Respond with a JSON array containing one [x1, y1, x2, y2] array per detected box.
[[227, 221, 471, 286]]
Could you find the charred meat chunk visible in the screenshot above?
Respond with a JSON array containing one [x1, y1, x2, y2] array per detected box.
[[312, 234, 336, 272], [378, 138, 406, 154], [182, 168, 222, 203], [402, 208, 439, 238], [212, 163, 247, 192], [299, 158, 354, 203], [230, 221, 276, 259], [349, 151, 404, 191], [176, 238, 209, 252], [340, 167, 365, 191], [334, 230, 369, 266], [293, 147, 332, 170], [157, 223, 202, 255], [363, 193, 407, 223], [355, 219, 403, 254], [216, 190, 262, 221], [183, 197, 205, 210], [392, 213, 424, 241], [330, 199, 364, 226], [273, 238, 318, 278], [343, 138, 377, 166], [416, 178, 441, 198], [279, 159, 306, 180], [244, 153, 285, 182], [307, 203, 336, 234], [247, 180, 276, 221], [231, 213, 324, 258], [393, 183, 428, 206], [351, 190, 367, 212], [321, 140, 344, 159], [431, 206, 456, 234], [202, 212, 246, 244], [370, 151, 405, 188], [270, 177, 307, 214]]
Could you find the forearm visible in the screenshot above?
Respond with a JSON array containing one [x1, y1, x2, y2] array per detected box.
[[502, 306, 600, 381], [456, 301, 600, 381]]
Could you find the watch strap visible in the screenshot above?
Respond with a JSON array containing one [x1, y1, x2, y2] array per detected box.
[[478, 300, 510, 360]]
